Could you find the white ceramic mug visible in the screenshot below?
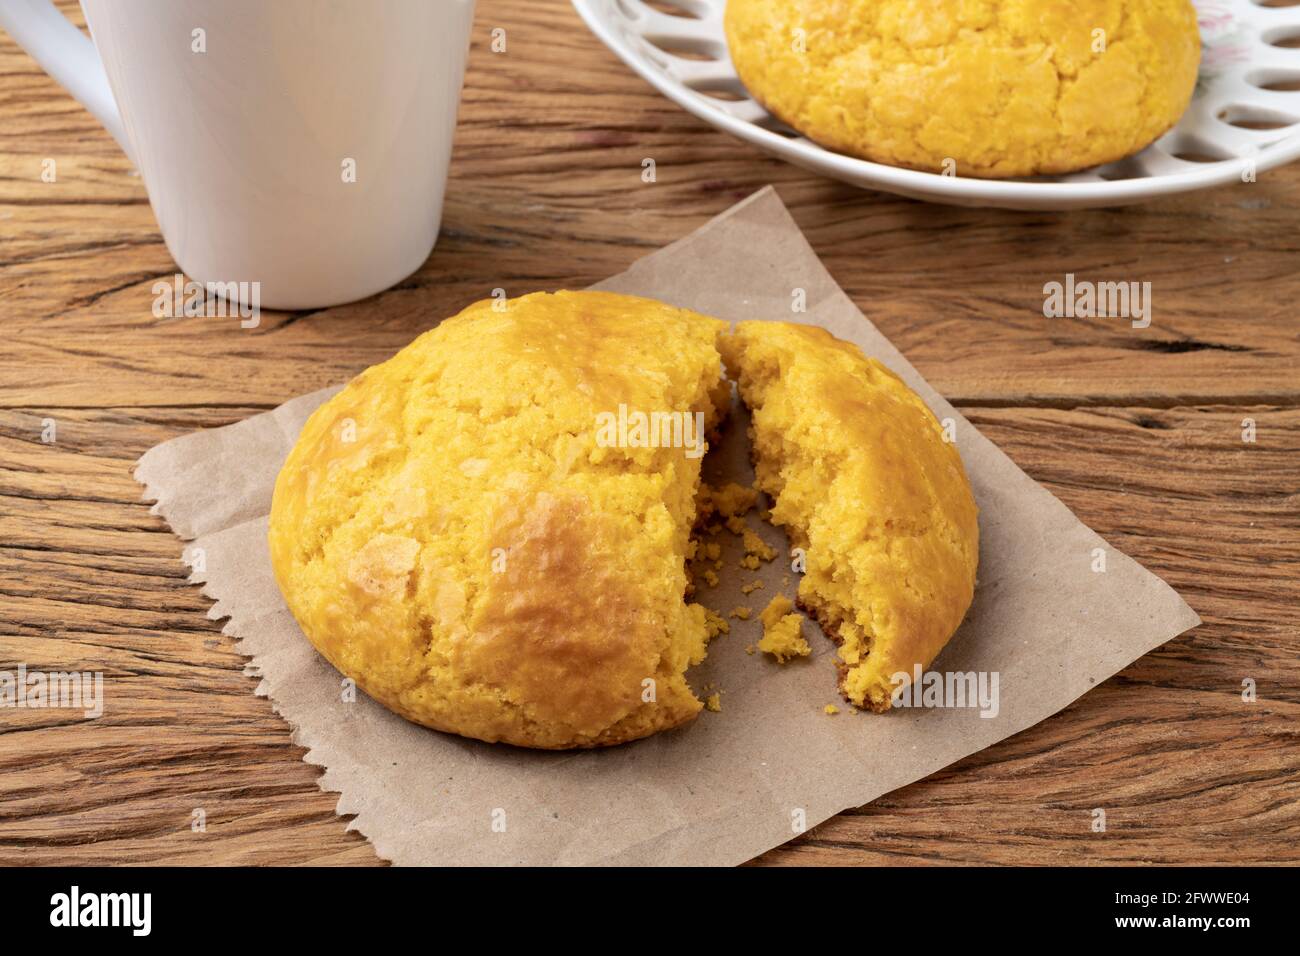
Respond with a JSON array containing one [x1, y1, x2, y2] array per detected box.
[[1, 0, 476, 309]]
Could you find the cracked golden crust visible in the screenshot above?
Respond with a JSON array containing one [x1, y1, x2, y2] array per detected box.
[[268, 291, 727, 749], [724, 0, 1201, 178]]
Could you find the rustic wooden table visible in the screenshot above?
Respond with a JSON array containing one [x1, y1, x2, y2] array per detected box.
[[2, 1, 1297, 867]]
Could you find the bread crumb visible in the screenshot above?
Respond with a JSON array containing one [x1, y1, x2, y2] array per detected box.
[[760, 594, 794, 625], [703, 608, 731, 639], [725, 514, 747, 535], [701, 569, 719, 588], [704, 692, 722, 713], [744, 644, 756, 655], [824, 704, 839, 716], [700, 481, 758, 520], [742, 529, 775, 562], [703, 541, 721, 561], [729, 606, 752, 620], [757, 595, 810, 662], [741, 580, 764, 594]]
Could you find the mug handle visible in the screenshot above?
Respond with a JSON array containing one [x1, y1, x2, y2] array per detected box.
[[0, 0, 133, 161]]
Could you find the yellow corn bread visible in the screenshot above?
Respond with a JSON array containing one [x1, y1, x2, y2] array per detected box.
[[724, 0, 1201, 178], [721, 322, 979, 711], [268, 291, 730, 749]]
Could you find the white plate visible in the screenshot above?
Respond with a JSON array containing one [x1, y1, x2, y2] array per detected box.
[[572, 0, 1300, 209]]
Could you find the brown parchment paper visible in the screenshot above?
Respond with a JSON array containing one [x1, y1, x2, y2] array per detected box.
[[135, 187, 1200, 866]]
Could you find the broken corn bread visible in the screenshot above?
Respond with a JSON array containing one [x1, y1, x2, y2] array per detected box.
[[724, 0, 1200, 178], [721, 322, 979, 712], [268, 291, 731, 749]]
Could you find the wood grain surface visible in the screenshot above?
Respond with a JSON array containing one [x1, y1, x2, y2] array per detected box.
[[1, 1, 1297, 866]]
